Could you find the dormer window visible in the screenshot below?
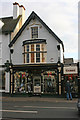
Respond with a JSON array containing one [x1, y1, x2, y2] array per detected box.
[[31, 27, 38, 38]]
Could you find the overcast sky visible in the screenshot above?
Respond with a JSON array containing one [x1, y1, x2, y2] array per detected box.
[[0, 0, 79, 61]]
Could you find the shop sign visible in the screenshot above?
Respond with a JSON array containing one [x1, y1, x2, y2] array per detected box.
[[64, 66, 78, 74]]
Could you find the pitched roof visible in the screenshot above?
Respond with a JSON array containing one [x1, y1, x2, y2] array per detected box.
[[9, 11, 64, 51], [0, 15, 21, 33]]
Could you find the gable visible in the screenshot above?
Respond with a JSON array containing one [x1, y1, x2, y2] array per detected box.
[[9, 11, 64, 51]]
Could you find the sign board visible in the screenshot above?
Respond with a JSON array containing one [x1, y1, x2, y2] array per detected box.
[[64, 66, 78, 74], [34, 86, 41, 93]]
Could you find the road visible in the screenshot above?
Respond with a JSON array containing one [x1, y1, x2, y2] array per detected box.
[[1, 96, 80, 119]]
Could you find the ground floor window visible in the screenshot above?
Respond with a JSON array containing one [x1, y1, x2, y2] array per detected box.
[[43, 71, 58, 94], [14, 72, 27, 93], [13, 69, 58, 94], [0, 69, 5, 90]]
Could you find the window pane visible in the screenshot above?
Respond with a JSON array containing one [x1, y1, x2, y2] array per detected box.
[[31, 44, 34, 51], [36, 58, 40, 62], [36, 53, 40, 57], [41, 44, 44, 51], [36, 44, 40, 51], [27, 53, 29, 63], [31, 53, 34, 63], [26, 45, 29, 52], [36, 53, 40, 62], [42, 53, 45, 62], [31, 27, 38, 38]]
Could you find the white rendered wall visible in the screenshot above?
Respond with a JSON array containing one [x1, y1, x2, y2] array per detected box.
[[12, 18, 62, 64], [2, 34, 10, 65], [5, 72, 10, 93]]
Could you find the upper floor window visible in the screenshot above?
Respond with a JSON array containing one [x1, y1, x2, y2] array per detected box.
[[31, 27, 38, 38], [26, 45, 29, 52], [31, 44, 34, 51], [24, 43, 47, 64], [36, 44, 40, 51]]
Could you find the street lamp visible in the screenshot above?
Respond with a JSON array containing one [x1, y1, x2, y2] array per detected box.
[[5, 60, 11, 72], [10, 48, 14, 64]]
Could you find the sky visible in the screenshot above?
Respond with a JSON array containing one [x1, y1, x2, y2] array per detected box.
[[0, 0, 79, 61]]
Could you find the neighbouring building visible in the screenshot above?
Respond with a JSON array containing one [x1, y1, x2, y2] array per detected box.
[[63, 58, 79, 96]]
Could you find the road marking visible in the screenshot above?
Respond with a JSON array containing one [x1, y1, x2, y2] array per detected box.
[[0, 109, 38, 113], [14, 105, 77, 110]]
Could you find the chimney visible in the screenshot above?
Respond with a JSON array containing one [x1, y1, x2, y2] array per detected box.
[[19, 5, 25, 24], [13, 2, 19, 19]]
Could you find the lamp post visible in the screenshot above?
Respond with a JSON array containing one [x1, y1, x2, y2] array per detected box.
[[61, 76, 64, 95]]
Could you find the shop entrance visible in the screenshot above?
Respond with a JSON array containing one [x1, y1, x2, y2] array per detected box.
[[63, 75, 78, 96], [33, 76, 41, 94]]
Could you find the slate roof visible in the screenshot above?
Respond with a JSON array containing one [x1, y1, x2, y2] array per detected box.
[[0, 15, 21, 33], [8, 11, 64, 51]]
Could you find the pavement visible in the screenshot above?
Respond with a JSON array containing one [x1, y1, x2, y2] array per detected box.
[[2, 96, 78, 103]]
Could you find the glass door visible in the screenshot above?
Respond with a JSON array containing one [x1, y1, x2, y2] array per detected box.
[[33, 76, 41, 94]]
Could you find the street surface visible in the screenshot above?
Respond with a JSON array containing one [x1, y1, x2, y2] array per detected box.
[[1, 96, 80, 119]]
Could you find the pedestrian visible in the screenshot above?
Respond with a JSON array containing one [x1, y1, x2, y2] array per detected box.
[[28, 84, 31, 93], [28, 84, 32, 97], [65, 80, 72, 100]]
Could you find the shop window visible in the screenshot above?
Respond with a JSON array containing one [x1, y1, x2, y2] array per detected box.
[[31, 27, 38, 38], [63, 75, 78, 94], [43, 71, 58, 94], [14, 72, 27, 93], [0, 70, 5, 90]]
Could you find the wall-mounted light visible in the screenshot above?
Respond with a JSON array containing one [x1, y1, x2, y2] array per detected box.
[[10, 49, 14, 54]]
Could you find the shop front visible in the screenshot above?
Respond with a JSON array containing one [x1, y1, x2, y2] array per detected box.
[[10, 63, 62, 95], [63, 64, 79, 96]]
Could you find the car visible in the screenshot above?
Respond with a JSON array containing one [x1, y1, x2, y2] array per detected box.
[[77, 98, 80, 112]]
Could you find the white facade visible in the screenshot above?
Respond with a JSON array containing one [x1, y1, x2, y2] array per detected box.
[[12, 19, 63, 64]]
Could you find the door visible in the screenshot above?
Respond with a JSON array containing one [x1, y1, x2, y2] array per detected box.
[[33, 76, 41, 94]]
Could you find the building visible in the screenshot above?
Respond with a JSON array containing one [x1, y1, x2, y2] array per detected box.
[[0, 2, 65, 95], [63, 58, 79, 96]]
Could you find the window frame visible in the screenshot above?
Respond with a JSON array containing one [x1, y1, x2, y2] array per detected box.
[[31, 27, 38, 39]]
